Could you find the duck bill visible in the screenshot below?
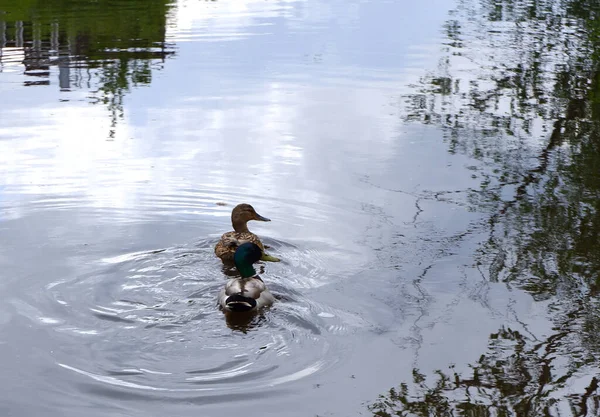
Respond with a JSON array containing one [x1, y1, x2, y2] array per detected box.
[[261, 253, 280, 262], [254, 213, 271, 222]]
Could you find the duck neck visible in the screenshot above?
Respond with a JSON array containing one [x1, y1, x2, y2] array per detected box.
[[236, 262, 257, 278], [232, 218, 250, 233]]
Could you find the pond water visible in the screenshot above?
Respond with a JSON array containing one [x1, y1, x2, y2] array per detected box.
[[1, 0, 599, 416]]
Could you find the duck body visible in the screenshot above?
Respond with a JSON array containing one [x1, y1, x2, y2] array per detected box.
[[218, 242, 275, 313], [215, 231, 265, 263], [214, 203, 280, 263], [218, 275, 275, 312]]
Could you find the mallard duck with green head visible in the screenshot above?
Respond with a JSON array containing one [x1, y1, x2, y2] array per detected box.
[[214, 203, 280, 263], [218, 241, 275, 313]]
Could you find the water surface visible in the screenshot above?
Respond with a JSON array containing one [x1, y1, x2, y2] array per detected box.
[[1, 0, 599, 416]]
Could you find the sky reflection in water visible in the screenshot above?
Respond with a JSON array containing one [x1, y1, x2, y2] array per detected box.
[[2, 0, 599, 416]]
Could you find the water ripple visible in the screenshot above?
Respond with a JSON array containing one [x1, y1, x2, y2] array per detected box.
[[40, 235, 360, 398]]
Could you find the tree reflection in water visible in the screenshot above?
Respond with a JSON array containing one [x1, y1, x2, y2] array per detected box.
[[0, 0, 175, 137], [371, 0, 600, 415]]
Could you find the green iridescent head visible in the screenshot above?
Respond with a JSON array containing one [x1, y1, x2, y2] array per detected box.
[[233, 242, 263, 277]]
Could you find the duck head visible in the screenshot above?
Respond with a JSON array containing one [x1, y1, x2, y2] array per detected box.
[[233, 241, 263, 277], [231, 204, 271, 233]]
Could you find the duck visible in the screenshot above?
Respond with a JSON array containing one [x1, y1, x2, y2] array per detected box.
[[214, 203, 280, 263], [218, 242, 275, 313]]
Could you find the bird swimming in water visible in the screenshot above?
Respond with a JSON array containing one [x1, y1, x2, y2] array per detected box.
[[218, 241, 275, 313], [214, 203, 280, 263]]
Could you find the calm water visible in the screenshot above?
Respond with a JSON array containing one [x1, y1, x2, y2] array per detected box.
[[1, 0, 599, 416]]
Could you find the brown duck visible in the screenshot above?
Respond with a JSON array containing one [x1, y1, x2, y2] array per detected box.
[[214, 203, 280, 263]]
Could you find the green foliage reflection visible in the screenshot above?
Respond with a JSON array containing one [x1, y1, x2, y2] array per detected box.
[[0, 0, 175, 134], [372, 0, 600, 414]]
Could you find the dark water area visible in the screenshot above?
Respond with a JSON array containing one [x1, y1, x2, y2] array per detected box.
[[1, 0, 599, 416]]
